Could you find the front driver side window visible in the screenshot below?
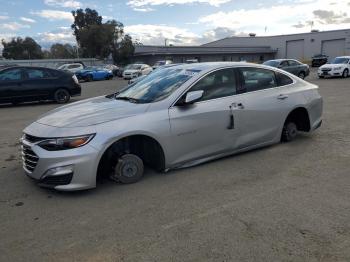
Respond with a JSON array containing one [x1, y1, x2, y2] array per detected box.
[[0, 69, 22, 81], [189, 68, 237, 102]]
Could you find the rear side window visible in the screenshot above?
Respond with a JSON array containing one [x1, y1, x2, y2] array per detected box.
[[26, 68, 54, 79], [288, 60, 300, 66], [190, 68, 237, 102], [0, 69, 22, 81], [276, 72, 293, 86], [68, 64, 81, 69], [239, 67, 277, 92]]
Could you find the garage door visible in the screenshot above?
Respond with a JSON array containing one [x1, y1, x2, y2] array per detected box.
[[321, 39, 346, 60], [286, 40, 304, 60]]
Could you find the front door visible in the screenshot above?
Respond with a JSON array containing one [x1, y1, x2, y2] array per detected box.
[[168, 68, 241, 165], [0, 68, 24, 102]]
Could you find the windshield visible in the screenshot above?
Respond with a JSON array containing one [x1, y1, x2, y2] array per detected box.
[[331, 58, 349, 64], [115, 68, 197, 103], [263, 60, 280, 67], [128, 64, 142, 70]]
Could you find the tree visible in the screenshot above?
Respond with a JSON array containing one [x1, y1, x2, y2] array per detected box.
[[71, 8, 136, 62], [50, 43, 76, 59], [2, 37, 43, 59], [113, 34, 135, 65]]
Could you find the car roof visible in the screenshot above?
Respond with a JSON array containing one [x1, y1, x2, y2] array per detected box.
[[162, 61, 272, 71], [335, 56, 350, 59]]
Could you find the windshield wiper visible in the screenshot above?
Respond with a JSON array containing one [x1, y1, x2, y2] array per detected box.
[[115, 96, 140, 103]]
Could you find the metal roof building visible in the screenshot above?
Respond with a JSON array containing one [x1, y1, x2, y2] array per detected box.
[[134, 29, 350, 65], [133, 45, 277, 65], [203, 29, 350, 62]]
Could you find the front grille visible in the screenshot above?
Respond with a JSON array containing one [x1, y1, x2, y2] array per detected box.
[[40, 173, 73, 186], [23, 134, 45, 143], [322, 68, 332, 72], [22, 145, 39, 173]]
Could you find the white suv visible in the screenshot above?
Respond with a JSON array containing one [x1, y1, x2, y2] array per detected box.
[[318, 56, 350, 78], [58, 63, 84, 73]]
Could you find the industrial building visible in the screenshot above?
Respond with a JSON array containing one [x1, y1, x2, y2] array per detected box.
[[133, 29, 350, 65]]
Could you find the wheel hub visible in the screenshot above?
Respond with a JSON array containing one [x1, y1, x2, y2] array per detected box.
[[122, 162, 138, 178]]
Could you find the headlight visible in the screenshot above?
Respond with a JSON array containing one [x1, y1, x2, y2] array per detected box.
[[38, 134, 95, 151], [333, 67, 342, 70]]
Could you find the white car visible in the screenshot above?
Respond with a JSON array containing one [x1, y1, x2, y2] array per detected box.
[[318, 56, 350, 78], [58, 63, 84, 73], [152, 60, 172, 69], [122, 64, 152, 79]]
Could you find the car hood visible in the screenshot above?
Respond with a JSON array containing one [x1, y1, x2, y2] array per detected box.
[[320, 64, 347, 69], [36, 96, 150, 128]]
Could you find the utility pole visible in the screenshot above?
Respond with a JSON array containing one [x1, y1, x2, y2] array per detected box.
[[165, 38, 167, 47]]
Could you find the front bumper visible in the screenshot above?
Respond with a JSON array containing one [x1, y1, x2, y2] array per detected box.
[[21, 136, 100, 191], [318, 69, 343, 77]]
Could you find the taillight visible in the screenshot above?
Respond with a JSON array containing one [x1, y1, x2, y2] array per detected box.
[[72, 75, 79, 84]]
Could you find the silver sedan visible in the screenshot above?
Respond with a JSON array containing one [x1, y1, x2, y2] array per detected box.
[[22, 62, 323, 191]]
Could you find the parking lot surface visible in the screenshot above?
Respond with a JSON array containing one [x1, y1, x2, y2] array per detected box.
[[1, 72, 350, 262]]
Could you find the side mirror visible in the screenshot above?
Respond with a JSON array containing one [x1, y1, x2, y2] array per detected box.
[[185, 90, 204, 104]]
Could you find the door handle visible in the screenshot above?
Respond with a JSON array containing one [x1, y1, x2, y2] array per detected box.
[[232, 102, 244, 109], [277, 94, 288, 100]]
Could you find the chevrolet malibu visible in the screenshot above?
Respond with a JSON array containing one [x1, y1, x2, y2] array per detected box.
[[21, 62, 323, 191]]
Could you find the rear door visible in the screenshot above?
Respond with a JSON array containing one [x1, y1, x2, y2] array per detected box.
[[233, 67, 293, 149], [168, 68, 241, 165], [0, 68, 25, 102], [22, 68, 56, 99]]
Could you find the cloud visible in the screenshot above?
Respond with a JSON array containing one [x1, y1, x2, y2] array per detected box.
[[313, 9, 350, 24], [127, 0, 231, 10], [0, 15, 9, 20], [31, 10, 73, 21], [0, 22, 30, 31], [43, 0, 82, 8], [125, 24, 243, 45], [35, 27, 76, 48], [198, 0, 350, 35], [125, 24, 199, 45], [20, 17, 36, 23], [133, 7, 155, 12]]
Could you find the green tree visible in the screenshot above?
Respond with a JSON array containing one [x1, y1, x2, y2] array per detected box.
[[50, 43, 76, 59], [114, 34, 135, 65], [1, 37, 43, 59]]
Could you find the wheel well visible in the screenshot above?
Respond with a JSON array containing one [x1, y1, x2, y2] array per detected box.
[[97, 135, 166, 180], [285, 107, 310, 132]]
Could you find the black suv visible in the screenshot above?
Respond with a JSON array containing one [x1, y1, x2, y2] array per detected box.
[[0, 66, 81, 105], [311, 54, 328, 67]]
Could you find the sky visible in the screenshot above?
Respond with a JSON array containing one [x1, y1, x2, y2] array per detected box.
[[0, 0, 350, 49]]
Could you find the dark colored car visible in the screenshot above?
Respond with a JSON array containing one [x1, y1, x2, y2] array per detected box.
[[0, 66, 81, 105], [75, 66, 113, 82], [311, 54, 328, 67], [263, 59, 310, 79]]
